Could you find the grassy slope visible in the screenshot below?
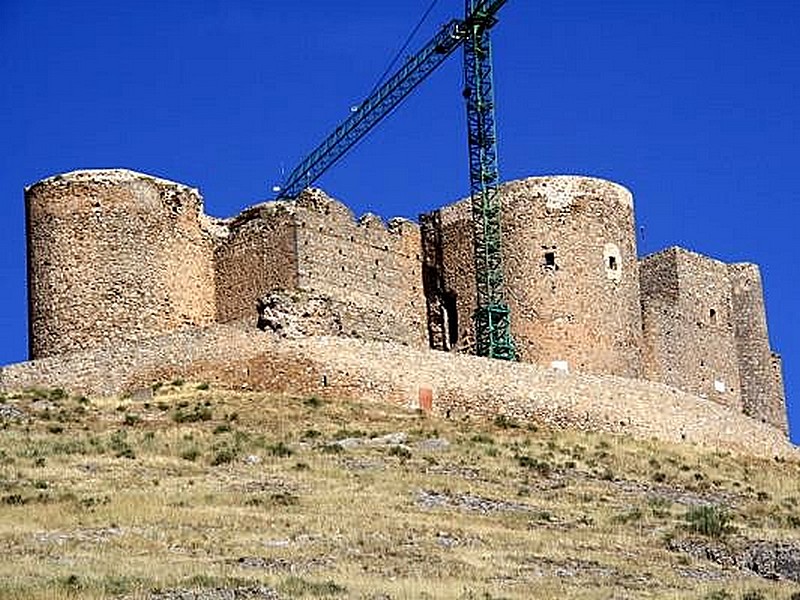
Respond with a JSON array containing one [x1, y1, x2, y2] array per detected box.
[[0, 384, 799, 600]]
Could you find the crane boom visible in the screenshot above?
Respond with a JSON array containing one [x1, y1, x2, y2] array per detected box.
[[275, 0, 508, 201], [276, 18, 464, 200]]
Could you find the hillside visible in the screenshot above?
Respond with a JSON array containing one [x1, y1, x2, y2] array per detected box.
[[0, 384, 799, 599]]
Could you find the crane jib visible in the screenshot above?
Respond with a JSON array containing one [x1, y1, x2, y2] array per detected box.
[[275, 2, 508, 200]]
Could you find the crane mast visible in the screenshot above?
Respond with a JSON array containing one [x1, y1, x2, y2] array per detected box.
[[463, 0, 514, 360], [276, 0, 515, 361]]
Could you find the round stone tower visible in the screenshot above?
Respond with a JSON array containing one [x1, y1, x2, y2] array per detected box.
[[501, 176, 643, 378], [26, 169, 219, 359]]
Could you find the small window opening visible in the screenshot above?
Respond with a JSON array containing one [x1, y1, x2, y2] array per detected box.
[[709, 308, 717, 324], [544, 252, 556, 268], [608, 255, 618, 270]]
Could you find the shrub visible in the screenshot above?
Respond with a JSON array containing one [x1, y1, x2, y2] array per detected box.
[[703, 591, 733, 600], [684, 505, 734, 537], [172, 405, 212, 423], [266, 441, 293, 458], [741, 591, 766, 600], [210, 444, 237, 466], [279, 576, 346, 597], [302, 429, 322, 440], [196, 382, 210, 391], [180, 447, 200, 462], [303, 396, 323, 409], [123, 413, 140, 426], [493, 414, 518, 429], [612, 507, 643, 524], [516, 455, 551, 477], [388, 446, 412, 460], [270, 492, 299, 506], [109, 430, 135, 459]]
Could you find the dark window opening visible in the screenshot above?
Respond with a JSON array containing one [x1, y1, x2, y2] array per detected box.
[[608, 255, 618, 270], [709, 308, 717, 324], [544, 252, 556, 268], [442, 291, 459, 348]]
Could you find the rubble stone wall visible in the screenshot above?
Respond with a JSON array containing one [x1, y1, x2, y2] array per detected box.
[[25, 170, 219, 359], [640, 247, 742, 410], [0, 324, 794, 459], [730, 263, 787, 431], [214, 203, 298, 324], [771, 354, 788, 435], [293, 189, 427, 348], [421, 201, 477, 353]]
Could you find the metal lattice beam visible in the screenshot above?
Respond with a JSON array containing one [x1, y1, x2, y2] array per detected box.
[[464, 0, 515, 360], [276, 19, 466, 200]]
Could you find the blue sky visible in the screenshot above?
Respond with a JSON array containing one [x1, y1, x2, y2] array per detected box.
[[1, 1, 798, 439]]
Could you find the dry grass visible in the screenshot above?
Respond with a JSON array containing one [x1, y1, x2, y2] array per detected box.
[[0, 384, 799, 599]]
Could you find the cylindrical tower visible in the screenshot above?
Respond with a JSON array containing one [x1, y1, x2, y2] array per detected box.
[[501, 176, 642, 378], [26, 169, 218, 359]]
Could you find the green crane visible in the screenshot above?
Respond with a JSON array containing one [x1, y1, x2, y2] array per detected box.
[[276, 0, 515, 361]]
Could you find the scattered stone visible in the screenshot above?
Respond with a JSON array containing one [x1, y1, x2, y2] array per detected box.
[[368, 432, 407, 446], [416, 438, 450, 452], [417, 489, 535, 514], [34, 527, 124, 545], [141, 585, 280, 600], [0, 404, 26, 421], [244, 455, 261, 465], [742, 540, 800, 581], [232, 555, 331, 573], [331, 437, 362, 450], [668, 536, 800, 582]]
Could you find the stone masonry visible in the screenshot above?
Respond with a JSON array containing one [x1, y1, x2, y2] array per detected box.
[[16, 168, 789, 442], [422, 176, 643, 379], [25, 170, 220, 358], [640, 247, 743, 411]]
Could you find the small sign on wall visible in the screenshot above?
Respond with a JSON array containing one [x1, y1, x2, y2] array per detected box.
[[714, 379, 726, 393], [419, 387, 433, 412]]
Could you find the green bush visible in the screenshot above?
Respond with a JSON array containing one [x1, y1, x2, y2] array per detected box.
[[279, 576, 346, 597], [266, 441, 293, 458], [703, 591, 733, 600], [172, 405, 212, 423], [516, 455, 551, 477], [684, 505, 734, 537], [493, 414, 519, 429], [180, 447, 200, 462], [388, 445, 411, 460]]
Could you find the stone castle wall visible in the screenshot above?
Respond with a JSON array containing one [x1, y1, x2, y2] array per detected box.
[[25, 170, 219, 359], [293, 189, 427, 348], [422, 176, 643, 379], [640, 247, 742, 410], [214, 203, 298, 324], [18, 169, 789, 440], [730, 263, 787, 432]]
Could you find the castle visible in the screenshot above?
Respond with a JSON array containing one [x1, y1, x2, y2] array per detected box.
[[15, 168, 788, 440]]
